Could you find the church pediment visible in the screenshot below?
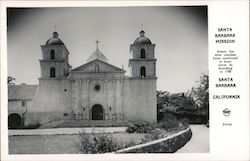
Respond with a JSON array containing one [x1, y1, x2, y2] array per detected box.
[[71, 59, 125, 73]]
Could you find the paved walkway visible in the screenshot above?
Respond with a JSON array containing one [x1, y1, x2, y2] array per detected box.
[[8, 127, 127, 136], [177, 125, 209, 153]]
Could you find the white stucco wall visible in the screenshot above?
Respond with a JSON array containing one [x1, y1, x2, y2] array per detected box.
[[28, 75, 156, 125], [72, 78, 124, 121], [123, 78, 157, 122], [130, 44, 155, 59], [8, 100, 32, 117], [27, 79, 72, 125]]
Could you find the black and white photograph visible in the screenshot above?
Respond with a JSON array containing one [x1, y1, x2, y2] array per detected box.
[[6, 6, 209, 154]]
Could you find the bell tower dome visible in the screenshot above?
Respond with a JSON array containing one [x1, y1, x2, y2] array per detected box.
[[129, 30, 156, 78], [39, 32, 71, 79]]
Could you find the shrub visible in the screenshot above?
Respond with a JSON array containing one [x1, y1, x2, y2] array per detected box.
[[79, 131, 120, 153], [118, 128, 192, 153], [127, 120, 188, 134], [119, 140, 141, 149], [142, 128, 167, 142], [157, 120, 179, 130], [126, 121, 155, 133], [22, 123, 41, 129], [157, 119, 188, 132], [126, 124, 136, 133]]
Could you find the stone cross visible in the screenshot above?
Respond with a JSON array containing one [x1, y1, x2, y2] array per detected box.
[[95, 40, 99, 49]]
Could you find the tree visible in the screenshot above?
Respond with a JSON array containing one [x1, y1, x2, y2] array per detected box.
[[156, 73, 209, 123], [7, 76, 16, 85], [190, 73, 209, 121], [157, 91, 170, 121]]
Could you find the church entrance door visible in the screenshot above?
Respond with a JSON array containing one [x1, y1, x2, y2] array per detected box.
[[8, 113, 22, 129], [92, 104, 104, 120]]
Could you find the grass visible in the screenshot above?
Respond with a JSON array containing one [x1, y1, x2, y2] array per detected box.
[[9, 121, 190, 154], [9, 133, 145, 154]]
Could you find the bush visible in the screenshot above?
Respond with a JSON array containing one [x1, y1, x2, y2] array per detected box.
[[142, 128, 167, 142], [127, 120, 188, 134], [119, 140, 141, 149], [79, 131, 121, 153], [118, 128, 192, 153], [157, 120, 180, 129], [22, 123, 41, 129], [157, 119, 188, 131], [126, 121, 155, 133]]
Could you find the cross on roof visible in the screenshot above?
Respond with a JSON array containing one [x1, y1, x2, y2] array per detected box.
[[141, 24, 144, 30], [95, 40, 99, 49]]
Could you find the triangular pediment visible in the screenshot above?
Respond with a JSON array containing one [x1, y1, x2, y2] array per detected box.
[[72, 59, 125, 73]]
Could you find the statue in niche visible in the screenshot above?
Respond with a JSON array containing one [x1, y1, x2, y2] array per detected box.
[[70, 110, 76, 120]]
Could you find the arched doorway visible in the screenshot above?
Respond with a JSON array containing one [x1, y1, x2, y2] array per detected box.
[[92, 104, 104, 120], [8, 113, 22, 129]]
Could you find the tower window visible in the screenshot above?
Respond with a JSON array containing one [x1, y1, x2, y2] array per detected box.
[[21, 100, 25, 107], [50, 67, 56, 78], [50, 49, 55, 59], [140, 49, 145, 58], [140, 66, 146, 77]]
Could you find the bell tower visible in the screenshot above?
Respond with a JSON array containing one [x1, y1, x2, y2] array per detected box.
[[39, 32, 71, 80], [129, 30, 156, 78]]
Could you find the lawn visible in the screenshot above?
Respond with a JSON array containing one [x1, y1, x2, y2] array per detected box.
[[9, 133, 145, 154]]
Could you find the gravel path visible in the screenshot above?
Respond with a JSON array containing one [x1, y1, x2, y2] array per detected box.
[[177, 125, 209, 153]]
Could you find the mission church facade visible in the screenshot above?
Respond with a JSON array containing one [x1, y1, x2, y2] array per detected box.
[[8, 30, 157, 127]]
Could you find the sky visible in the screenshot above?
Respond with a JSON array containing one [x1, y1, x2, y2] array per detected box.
[[7, 6, 208, 93]]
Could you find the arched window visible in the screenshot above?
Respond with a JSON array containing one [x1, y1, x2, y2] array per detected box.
[[50, 67, 56, 78], [50, 49, 55, 59], [140, 66, 146, 77], [140, 49, 145, 58], [95, 65, 100, 72]]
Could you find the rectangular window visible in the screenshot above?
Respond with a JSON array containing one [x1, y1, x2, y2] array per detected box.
[[64, 113, 68, 117], [21, 101, 25, 106]]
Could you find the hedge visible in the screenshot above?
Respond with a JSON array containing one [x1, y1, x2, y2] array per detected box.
[[116, 128, 192, 153]]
